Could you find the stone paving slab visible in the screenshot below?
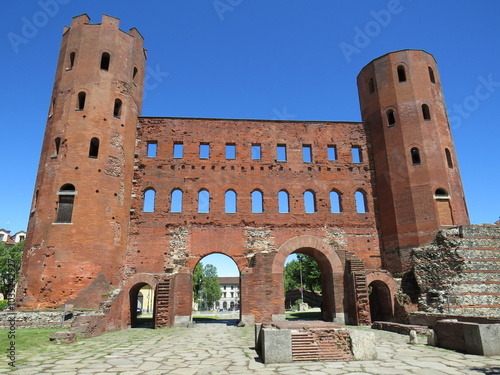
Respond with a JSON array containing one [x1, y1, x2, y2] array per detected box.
[[2, 323, 500, 374]]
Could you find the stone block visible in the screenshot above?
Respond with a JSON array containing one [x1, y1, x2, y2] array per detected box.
[[49, 331, 76, 344], [261, 328, 292, 364], [348, 329, 377, 360], [173, 315, 191, 327], [464, 323, 500, 356]]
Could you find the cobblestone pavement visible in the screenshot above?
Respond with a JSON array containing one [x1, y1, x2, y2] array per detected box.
[[2, 322, 500, 374]]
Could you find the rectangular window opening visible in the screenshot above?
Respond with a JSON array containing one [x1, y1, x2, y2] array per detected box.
[[226, 144, 236, 159], [251, 144, 261, 160], [277, 144, 287, 162], [200, 143, 210, 159], [147, 142, 157, 158], [173, 142, 183, 158], [351, 146, 362, 163], [302, 145, 312, 163], [328, 145, 337, 161]]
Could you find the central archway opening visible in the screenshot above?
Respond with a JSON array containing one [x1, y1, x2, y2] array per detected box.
[[193, 253, 240, 325], [284, 251, 329, 321]]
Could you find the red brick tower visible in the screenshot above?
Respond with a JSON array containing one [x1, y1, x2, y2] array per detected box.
[[358, 50, 469, 272], [17, 14, 146, 309]]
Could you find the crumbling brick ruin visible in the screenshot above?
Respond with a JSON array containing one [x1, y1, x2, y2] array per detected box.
[[16, 14, 499, 334]]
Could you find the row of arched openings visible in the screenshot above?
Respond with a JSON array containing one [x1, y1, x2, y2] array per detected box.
[[143, 189, 369, 214], [386, 103, 432, 127], [75, 92, 122, 118], [67, 51, 139, 83], [53, 137, 100, 158], [368, 64, 436, 94]]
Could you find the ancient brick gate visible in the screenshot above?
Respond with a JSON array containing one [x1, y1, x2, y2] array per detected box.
[[20, 14, 499, 337]]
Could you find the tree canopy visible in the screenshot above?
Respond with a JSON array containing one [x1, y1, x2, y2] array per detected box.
[[193, 262, 222, 310], [0, 240, 24, 300], [284, 254, 321, 292]]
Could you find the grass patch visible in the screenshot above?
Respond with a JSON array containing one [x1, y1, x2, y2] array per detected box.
[[2, 327, 63, 362], [285, 310, 323, 320]]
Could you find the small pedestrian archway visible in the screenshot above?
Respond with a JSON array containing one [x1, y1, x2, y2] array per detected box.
[[129, 281, 156, 328], [366, 272, 397, 322]]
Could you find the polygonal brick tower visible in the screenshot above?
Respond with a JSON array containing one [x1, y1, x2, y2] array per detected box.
[[357, 50, 469, 273], [17, 14, 146, 309]]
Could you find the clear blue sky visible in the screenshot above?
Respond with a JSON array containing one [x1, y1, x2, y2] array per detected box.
[[1, 1, 499, 243]]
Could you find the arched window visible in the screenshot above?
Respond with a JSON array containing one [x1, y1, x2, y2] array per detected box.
[[49, 98, 55, 117], [445, 148, 454, 168], [428, 66, 435, 83], [69, 52, 75, 69], [54, 137, 61, 156], [225, 190, 237, 213], [330, 190, 342, 213], [133, 67, 138, 83], [397, 65, 407, 82], [56, 184, 76, 223], [88, 137, 99, 158], [422, 104, 431, 120], [198, 189, 210, 213], [355, 190, 367, 213], [32, 189, 39, 212], [113, 99, 122, 118], [435, 188, 449, 198], [411, 147, 421, 165], [278, 190, 289, 213], [171, 189, 183, 213], [76, 92, 86, 110], [387, 109, 396, 127], [368, 77, 375, 94], [100, 52, 110, 70], [143, 189, 155, 212], [252, 190, 263, 213], [304, 190, 316, 213]]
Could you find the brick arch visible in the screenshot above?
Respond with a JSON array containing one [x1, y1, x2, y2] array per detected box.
[[123, 273, 159, 291], [366, 271, 397, 318], [186, 252, 247, 276], [123, 273, 159, 328], [271, 235, 345, 322], [272, 235, 343, 274]]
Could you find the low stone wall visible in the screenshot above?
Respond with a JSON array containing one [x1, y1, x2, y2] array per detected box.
[[0, 310, 98, 329], [371, 321, 428, 335], [409, 312, 500, 327], [432, 320, 500, 356], [256, 321, 376, 363]]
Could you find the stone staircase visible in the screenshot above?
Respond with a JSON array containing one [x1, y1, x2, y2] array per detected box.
[[291, 329, 353, 361], [347, 254, 370, 325], [155, 279, 171, 328]]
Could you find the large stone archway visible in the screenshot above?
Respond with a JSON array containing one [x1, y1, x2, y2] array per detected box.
[[271, 235, 346, 323]]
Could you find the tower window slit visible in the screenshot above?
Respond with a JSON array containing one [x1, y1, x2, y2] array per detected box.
[[100, 52, 110, 70]]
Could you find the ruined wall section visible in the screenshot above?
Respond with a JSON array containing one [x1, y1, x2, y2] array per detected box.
[[126, 117, 381, 271], [123, 117, 383, 323], [411, 225, 500, 318]]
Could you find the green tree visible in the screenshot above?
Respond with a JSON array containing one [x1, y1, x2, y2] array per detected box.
[[193, 263, 222, 310], [0, 240, 24, 301], [283, 254, 321, 292], [193, 262, 204, 305]]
